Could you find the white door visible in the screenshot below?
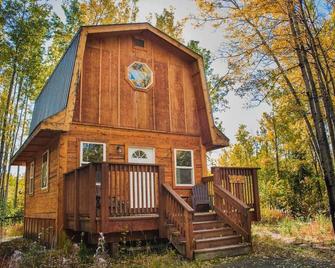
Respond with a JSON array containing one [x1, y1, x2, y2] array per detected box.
[[128, 147, 155, 210]]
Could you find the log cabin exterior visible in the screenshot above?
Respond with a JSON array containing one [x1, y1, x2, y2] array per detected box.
[[11, 23, 260, 259]]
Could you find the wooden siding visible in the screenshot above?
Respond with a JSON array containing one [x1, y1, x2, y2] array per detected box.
[[64, 123, 205, 197], [73, 33, 200, 136], [24, 138, 59, 218], [24, 217, 56, 247]]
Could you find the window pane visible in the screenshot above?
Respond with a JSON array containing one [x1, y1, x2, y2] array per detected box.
[[42, 153, 48, 163], [41, 153, 48, 188], [176, 168, 193, 185], [41, 163, 47, 188], [30, 163, 34, 178], [176, 150, 192, 167], [82, 143, 104, 163]]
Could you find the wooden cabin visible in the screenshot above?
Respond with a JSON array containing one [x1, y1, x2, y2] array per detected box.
[[11, 23, 260, 260]]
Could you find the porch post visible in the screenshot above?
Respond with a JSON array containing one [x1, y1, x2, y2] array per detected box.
[[158, 166, 167, 238]]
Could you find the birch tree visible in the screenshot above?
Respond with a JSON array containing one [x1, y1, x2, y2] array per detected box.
[[194, 0, 335, 232]]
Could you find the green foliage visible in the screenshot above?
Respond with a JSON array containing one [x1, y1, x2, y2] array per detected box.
[[147, 6, 186, 42], [187, 40, 230, 129], [20, 241, 47, 267], [219, 118, 328, 217]]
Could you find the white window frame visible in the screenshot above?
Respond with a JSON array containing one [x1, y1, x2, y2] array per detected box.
[[80, 141, 106, 166], [128, 147, 155, 164], [174, 149, 195, 187], [41, 150, 49, 190], [28, 161, 34, 195]]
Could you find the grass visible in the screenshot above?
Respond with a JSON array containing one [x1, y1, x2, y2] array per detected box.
[[255, 212, 334, 244], [0, 214, 334, 267], [0, 222, 23, 238]]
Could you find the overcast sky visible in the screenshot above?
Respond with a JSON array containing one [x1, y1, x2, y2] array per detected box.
[[51, 0, 270, 155]]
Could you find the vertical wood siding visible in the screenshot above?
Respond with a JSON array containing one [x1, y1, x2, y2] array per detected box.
[[24, 138, 59, 219], [73, 33, 201, 136], [65, 124, 205, 197]]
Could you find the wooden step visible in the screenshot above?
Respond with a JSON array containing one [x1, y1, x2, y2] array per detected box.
[[193, 226, 234, 239], [193, 220, 226, 230], [194, 243, 251, 260], [193, 212, 217, 222], [195, 235, 242, 250]]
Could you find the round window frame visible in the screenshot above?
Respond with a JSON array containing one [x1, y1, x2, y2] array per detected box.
[[126, 61, 154, 91]]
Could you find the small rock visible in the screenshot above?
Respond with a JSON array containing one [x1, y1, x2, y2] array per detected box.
[[9, 250, 23, 268]]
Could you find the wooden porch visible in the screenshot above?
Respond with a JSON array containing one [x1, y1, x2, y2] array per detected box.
[[63, 162, 260, 259]]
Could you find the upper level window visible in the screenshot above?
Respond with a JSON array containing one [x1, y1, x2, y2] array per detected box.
[[41, 150, 49, 190], [80, 141, 106, 165], [133, 38, 145, 48], [127, 62, 153, 90], [28, 161, 34, 195], [175, 149, 194, 186]]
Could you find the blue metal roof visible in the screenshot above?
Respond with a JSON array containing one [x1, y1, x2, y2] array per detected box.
[[29, 32, 80, 134]]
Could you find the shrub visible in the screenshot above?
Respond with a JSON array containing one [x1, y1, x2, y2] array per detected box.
[[261, 207, 286, 224]]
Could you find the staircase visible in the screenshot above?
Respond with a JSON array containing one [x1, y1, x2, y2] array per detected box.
[[161, 166, 261, 260], [166, 211, 251, 260]]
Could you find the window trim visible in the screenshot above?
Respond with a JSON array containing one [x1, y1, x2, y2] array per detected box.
[[132, 37, 145, 48], [41, 150, 49, 190], [80, 141, 107, 166], [126, 61, 154, 91], [28, 161, 34, 195], [128, 146, 155, 164], [174, 149, 195, 187], [132, 36, 147, 51]]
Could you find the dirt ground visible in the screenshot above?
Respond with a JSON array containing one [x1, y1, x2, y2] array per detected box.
[[0, 225, 334, 267]]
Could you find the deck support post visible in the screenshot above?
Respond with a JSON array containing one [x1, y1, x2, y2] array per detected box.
[[110, 242, 120, 257], [74, 170, 79, 231], [89, 164, 97, 233], [184, 209, 194, 259], [158, 166, 167, 238], [100, 163, 109, 233], [251, 169, 261, 221]]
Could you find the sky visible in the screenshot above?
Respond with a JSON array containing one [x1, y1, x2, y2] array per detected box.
[[50, 0, 270, 156]]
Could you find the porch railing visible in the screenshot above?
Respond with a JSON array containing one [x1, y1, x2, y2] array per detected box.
[[214, 184, 251, 242], [161, 183, 194, 259], [64, 162, 163, 233], [202, 167, 261, 221]]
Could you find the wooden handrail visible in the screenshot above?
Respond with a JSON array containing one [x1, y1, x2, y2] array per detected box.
[[201, 175, 214, 183], [210, 166, 261, 221], [161, 183, 194, 259], [214, 184, 251, 241], [215, 184, 249, 209], [162, 184, 194, 212]]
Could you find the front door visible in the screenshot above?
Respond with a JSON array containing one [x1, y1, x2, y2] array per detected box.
[[128, 147, 155, 210]]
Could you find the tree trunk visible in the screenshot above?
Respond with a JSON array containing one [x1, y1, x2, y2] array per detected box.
[[272, 112, 280, 179], [288, 0, 335, 233], [0, 64, 16, 200], [13, 95, 28, 208]]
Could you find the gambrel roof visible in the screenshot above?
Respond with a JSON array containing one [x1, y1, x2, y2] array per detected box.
[[29, 33, 80, 134], [12, 23, 229, 165]]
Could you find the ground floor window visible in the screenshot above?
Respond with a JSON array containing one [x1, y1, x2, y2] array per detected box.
[[80, 141, 106, 165], [41, 150, 49, 190], [28, 161, 34, 195], [174, 149, 194, 186]]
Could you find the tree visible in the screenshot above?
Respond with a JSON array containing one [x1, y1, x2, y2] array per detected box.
[[147, 6, 186, 42], [187, 40, 230, 124], [195, 0, 335, 232], [47, 0, 139, 76], [0, 0, 52, 206]]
